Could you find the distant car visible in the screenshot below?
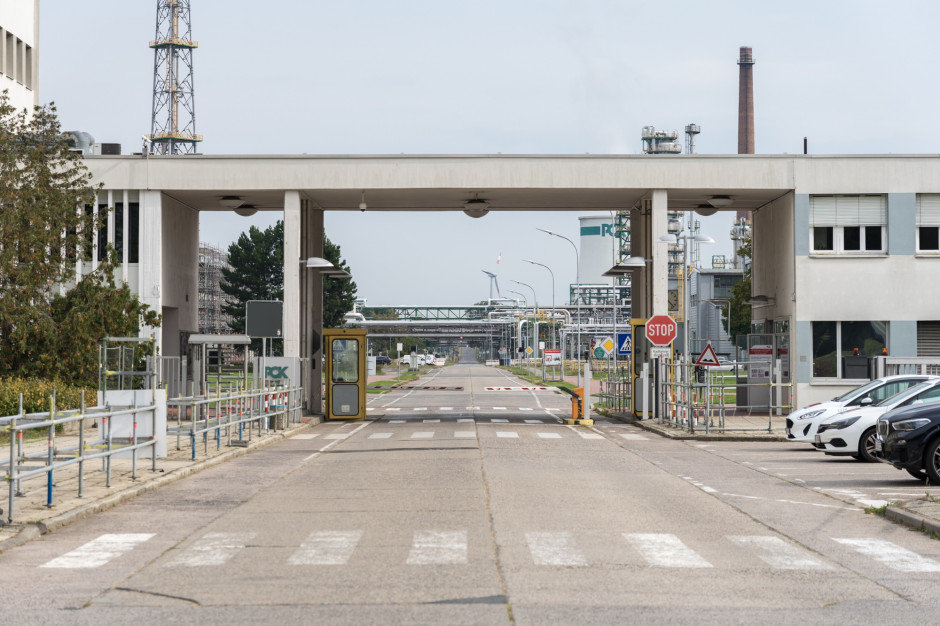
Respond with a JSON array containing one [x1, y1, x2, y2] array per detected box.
[[375, 355, 391, 366], [714, 356, 735, 372], [814, 379, 940, 462], [876, 401, 940, 481], [785, 375, 937, 443]]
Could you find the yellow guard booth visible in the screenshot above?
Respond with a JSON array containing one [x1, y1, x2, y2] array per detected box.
[[324, 328, 367, 420]]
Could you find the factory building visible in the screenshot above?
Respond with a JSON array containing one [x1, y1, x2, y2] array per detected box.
[[0, 0, 39, 112]]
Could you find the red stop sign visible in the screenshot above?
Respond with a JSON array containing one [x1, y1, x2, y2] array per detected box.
[[646, 314, 677, 346]]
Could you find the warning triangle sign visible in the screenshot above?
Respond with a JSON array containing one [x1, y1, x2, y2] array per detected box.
[[696, 343, 721, 367]]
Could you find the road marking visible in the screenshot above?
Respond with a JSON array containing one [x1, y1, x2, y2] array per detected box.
[[727, 536, 831, 570], [538, 433, 562, 439], [42, 533, 155, 569], [834, 538, 940, 572], [407, 530, 468, 565], [455, 431, 476, 438], [411, 432, 434, 439], [491, 418, 509, 423], [625, 533, 712, 568], [422, 418, 440, 423], [457, 418, 474, 423], [325, 434, 349, 440], [496, 432, 519, 438], [524, 419, 543, 424], [520, 408, 534, 412], [289, 531, 362, 565], [166, 532, 255, 567], [368, 433, 393, 439], [439, 407, 454, 411], [387, 408, 401, 412], [492, 407, 508, 410], [293, 434, 319, 440], [389, 419, 405, 424], [414, 408, 428, 412], [526, 532, 587, 566], [579, 433, 604, 440], [620, 434, 649, 441]]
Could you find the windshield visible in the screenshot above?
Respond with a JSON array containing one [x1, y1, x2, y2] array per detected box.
[[834, 379, 887, 402], [875, 380, 937, 407]]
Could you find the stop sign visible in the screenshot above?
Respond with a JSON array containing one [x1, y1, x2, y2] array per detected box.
[[646, 314, 677, 346]]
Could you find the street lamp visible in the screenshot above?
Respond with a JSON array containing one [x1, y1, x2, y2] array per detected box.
[[511, 279, 537, 375], [658, 232, 715, 368], [604, 258, 652, 413], [506, 289, 527, 366], [537, 227, 581, 386], [522, 259, 556, 349]]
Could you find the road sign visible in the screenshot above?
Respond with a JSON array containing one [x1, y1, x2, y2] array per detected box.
[[525, 347, 533, 355], [649, 346, 671, 359], [599, 336, 615, 356], [646, 314, 677, 346], [696, 343, 721, 367], [544, 348, 561, 366], [617, 332, 632, 355], [593, 346, 606, 359]]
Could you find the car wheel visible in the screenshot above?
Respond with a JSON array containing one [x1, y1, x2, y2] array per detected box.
[[925, 438, 940, 485], [906, 468, 929, 482], [856, 427, 878, 463]]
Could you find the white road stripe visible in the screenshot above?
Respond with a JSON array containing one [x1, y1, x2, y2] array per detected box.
[[526, 532, 587, 566], [520, 408, 534, 412], [411, 432, 434, 439], [325, 434, 349, 440], [166, 532, 255, 567], [625, 533, 712, 568], [387, 408, 401, 412], [422, 419, 440, 423], [407, 530, 468, 565], [538, 433, 562, 439], [728, 536, 831, 570], [41, 533, 155, 569], [496, 432, 519, 438], [293, 434, 319, 440], [389, 419, 405, 423], [440, 407, 454, 411], [524, 419, 543, 423], [414, 408, 428, 412], [579, 433, 604, 439], [491, 419, 509, 423], [834, 538, 940, 572], [492, 407, 508, 411], [457, 418, 474, 423], [289, 531, 362, 565], [620, 433, 649, 441], [455, 431, 476, 438], [368, 433, 393, 439]]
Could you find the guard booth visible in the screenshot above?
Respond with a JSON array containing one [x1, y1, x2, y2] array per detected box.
[[324, 328, 367, 420]]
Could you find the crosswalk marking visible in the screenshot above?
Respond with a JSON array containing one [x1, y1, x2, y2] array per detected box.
[[527, 532, 587, 566], [289, 531, 363, 565], [440, 407, 453, 411], [455, 431, 476, 438], [834, 538, 940, 572], [166, 532, 255, 567], [524, 419, 543, 424], [579, 433, 604, 440], [491, 418, 509, 423], [497, 432, 519, 438], [368, 433, 393, 439], [411, 432, 434, 439], [389, 419, 405, 423], [457, 418, 474, 423], [620, 433, 649, 441], [625, 533, 712, 568], [41, 533, 155, 569], [325, 434, 349, 440], [407, 530, 468, 565], [293, 433, 319, 440], [538, 433, 562, 439], [422, 419, 440, 423], [728, 536, 831, 570]]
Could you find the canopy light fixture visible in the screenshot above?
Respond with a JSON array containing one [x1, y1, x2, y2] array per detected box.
[[218, 195, 244, 209], [463, 198, 490, 218], [234, 204, 258, 217], [708, 195, 734, 208], [694, 203, 718, 217]]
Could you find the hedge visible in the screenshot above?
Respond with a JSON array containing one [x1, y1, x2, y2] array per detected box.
[[0, 378, 97, 418]]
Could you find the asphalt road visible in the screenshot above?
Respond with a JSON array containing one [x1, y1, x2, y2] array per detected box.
[[3, 357, 940, 624]]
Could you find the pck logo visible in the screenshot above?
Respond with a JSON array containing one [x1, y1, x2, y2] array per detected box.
[[265, 366, 289, 379]]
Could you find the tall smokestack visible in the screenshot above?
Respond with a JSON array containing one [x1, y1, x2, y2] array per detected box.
[[737, 46, 755, 154]]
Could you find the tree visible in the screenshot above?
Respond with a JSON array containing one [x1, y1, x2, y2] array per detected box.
[[220, 220, 357, 347], [0, 92, 159, 383], [723, 237, 752, 344]]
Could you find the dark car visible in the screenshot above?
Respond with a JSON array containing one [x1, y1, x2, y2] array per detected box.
[[375, 355, 392, 366], [875, 402, 940, 481]]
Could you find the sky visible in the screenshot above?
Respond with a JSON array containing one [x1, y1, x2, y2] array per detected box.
[[37, 0, 940, 306]]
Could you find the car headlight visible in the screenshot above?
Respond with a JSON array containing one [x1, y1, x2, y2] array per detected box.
[[818, 416, 860, 433], [798, 408, 827, 421], [892, 418, 932, 432]]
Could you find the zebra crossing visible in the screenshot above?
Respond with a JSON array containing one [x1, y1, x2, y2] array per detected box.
[[298, 429, 639, 441], [37, 531, 940, 574]]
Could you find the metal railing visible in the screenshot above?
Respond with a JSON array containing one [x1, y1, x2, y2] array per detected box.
[[2, 391, 159, 524], [167, 385, 303, 459]]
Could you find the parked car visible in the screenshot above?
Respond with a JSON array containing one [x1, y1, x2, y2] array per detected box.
[[375, 355, 391, 366], [814, 379, 940, 462], [785, 375, 936, 443], [875, 401, 940, 481]]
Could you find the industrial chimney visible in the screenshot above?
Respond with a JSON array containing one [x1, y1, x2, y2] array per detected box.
[[737, 46, 755, 154]]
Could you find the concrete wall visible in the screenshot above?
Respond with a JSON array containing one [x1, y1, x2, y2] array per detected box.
[[0, 0, 39, 111], [160, 193, 199, 355]]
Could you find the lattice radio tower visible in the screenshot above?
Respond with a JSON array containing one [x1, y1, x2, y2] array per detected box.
[[148, 1, 202, 154]]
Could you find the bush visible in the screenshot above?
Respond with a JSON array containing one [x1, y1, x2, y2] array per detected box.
[[0, 377, 96, 417]]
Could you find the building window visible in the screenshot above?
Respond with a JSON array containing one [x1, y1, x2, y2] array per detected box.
[[916, 194, 940, 253], [812, 321, 887, 378], [810, 195, 886, 254]]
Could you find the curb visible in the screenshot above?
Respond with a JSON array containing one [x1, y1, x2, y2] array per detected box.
[[885, 505, 940, 536], [0, 418, 319, 554], [600, 410, 788, 442]]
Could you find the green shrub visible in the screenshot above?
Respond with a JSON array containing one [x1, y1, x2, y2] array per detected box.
[[0, 377, 96, 417]]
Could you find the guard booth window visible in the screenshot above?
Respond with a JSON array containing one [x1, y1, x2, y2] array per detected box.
[[332, 338, 360, 383]]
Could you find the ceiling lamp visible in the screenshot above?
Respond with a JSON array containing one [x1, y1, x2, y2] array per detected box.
[[234, 204, 258, 217], [359, 190, 367, 212], [463, 198, 490, 218], [218, 195, 244, 209], [694, 203, 718, 217], [708, 195, 734, 208]]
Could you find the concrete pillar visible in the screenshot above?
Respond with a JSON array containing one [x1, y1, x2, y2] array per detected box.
[[650, 190, 670, 316], [140, 190, 163, 353], [302, 201, 324, 415], [283, 192, 302, 358]]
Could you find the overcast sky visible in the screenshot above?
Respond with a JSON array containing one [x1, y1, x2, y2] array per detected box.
[[39, 1, 940, 306]]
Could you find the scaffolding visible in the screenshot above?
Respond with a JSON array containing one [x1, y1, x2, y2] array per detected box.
[[198, 243, 234, 336]]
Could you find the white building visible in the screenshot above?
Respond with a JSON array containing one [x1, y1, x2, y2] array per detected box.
[[0, 0, 39, 111]]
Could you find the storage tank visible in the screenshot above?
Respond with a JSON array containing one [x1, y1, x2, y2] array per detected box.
[[578, 215, 617, 285]]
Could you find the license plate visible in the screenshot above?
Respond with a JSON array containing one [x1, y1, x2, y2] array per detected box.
[[814, 435, 822, 444]]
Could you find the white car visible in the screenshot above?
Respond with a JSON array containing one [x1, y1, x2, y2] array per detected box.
[[785, 375, 936, 443], [814, 379, 940, 462]]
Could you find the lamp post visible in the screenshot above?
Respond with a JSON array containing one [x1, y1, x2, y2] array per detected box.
[[537, 227, 581, 386], [604, 256, 652, 414], [506, 289, 527, 367], [522, 259, 556, 349], [657, 232, 715, 370], [511, 279, 537, 375]]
